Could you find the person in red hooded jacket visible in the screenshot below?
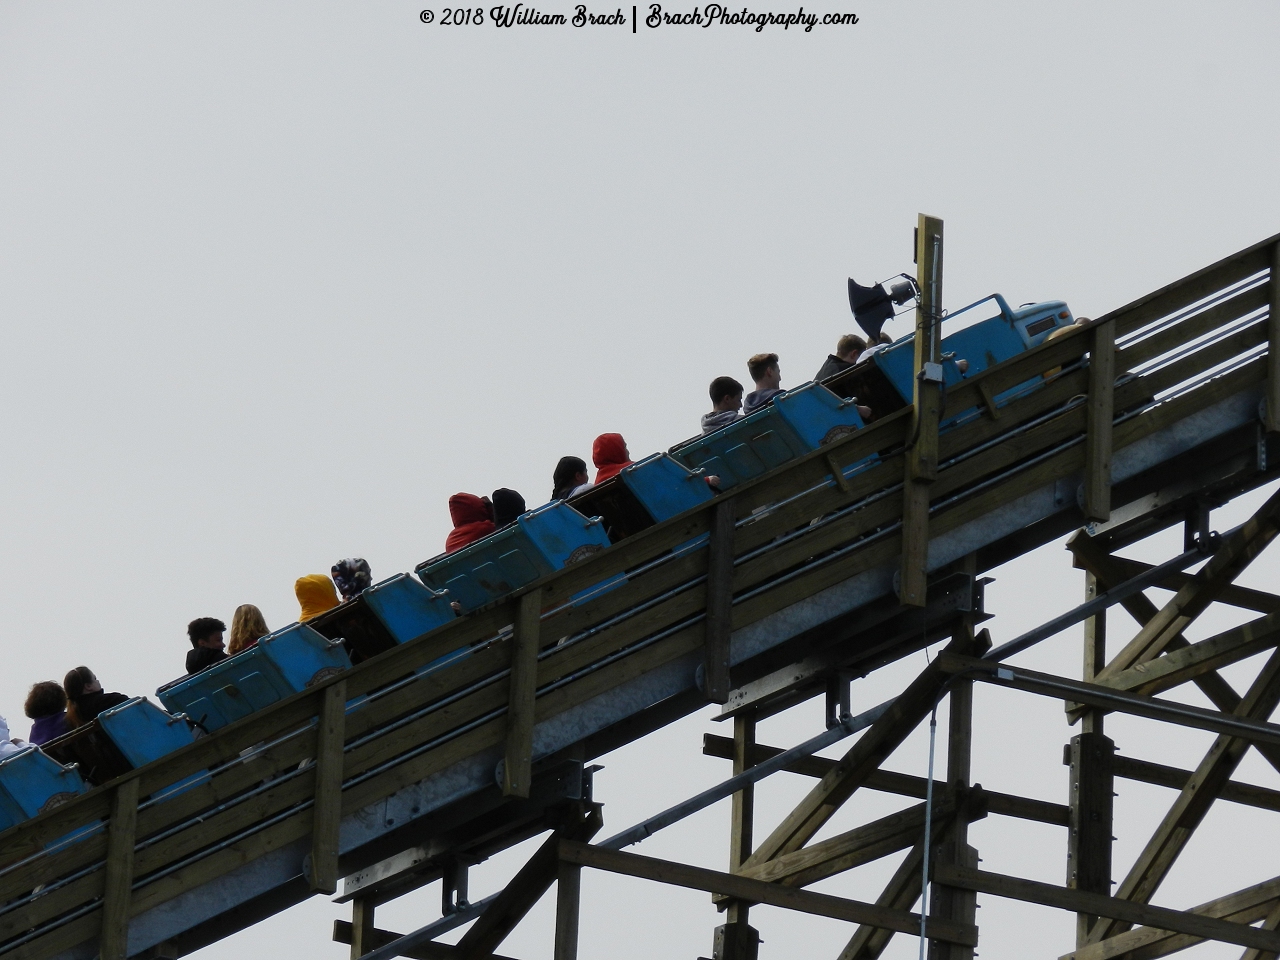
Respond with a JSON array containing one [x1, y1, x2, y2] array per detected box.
[[592, 433, 633, 484], [445, 493, 496, 553]]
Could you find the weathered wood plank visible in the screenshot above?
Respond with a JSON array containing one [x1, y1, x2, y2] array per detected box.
[[310, 680, 347, 894], [99, 777, 139, 960], [504, 589, 542, 798], [704, 500, 736, 703], [1083, 320, 1115, 522]]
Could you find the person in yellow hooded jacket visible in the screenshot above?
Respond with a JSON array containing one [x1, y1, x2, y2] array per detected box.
[[295, 574, 340, 621]]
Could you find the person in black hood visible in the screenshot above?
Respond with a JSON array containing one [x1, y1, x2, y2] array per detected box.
[[185, 617, 228, 675], [492, 488, 527, 529], [63, 667, 130, 729], [552, 456, 591, 501]]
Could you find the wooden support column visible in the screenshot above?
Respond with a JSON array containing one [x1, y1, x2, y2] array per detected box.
[[716, 712, 759, 960], [504, 589, 542, 798], [99, 776, 139, 960], [900, 214, 944, 608], [1083, 320, 1115, 522], [1266, 240, 1280, 434], [705, 499, 736, 704], [1071, 569, 1114, 947], [554, 859, 581, 960], [928, 649, 978, 960], [349, 898, 377, 960], [310, 679, 347, 894], [1067, 733, 1114, 947]]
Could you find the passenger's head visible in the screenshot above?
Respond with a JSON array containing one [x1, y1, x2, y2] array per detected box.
[[878, 332, 893, 345], [25, 681, 67, 720], [187, 617, 227, 651], [63, 667, 101, 702], [709, 376, 744, 413], [592, 434, 632, 484], [448, 493, 494, 527], [747, 353, 781, 389], [491, 488, 527, 529], [229, 604, 269, 655], [331, 558, 372, 601], [552, 456, 590, 500], [295, 575, 340, 621], [836, 334, 867, 364]]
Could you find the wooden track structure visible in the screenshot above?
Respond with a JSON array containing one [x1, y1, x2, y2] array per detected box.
[[3, 231, 1280, 960]]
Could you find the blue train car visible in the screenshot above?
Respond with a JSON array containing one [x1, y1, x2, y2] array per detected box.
[[40, 698, 207, 797], [671, 381, 869, 490], [0, 748, 89, 834], [416, 501, 612, 612], [570, 452, 716, 542], [824, 295, 1075, 428], [309, 573, 456, 663], [157, 623, 352, 733]]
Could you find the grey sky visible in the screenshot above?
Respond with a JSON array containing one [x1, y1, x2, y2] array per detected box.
[[2, 1, 1279, 957]]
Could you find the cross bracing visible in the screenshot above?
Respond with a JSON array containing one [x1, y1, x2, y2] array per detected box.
[[1, 228, 1279, 960]]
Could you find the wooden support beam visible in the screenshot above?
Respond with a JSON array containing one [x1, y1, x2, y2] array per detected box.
[[900, 213, 944, 608], [1266, 239, 1280, 434], [1073, 552, 1280, 615], [701, 737, 1069, 826], [932, 865, 1280, 955], [1241, 897, 1280, 960], [1083, 319, 1116, 522], [553, 860, 581, 960], [332, 920, 518, 960], [929, 670, 978, 960], [1094, 484, 1280, 682], [837, 832, 939, 958], [705, 500, 736, 704], [1067, 732, 1114, 946], [939, 653, 1280, 748], [738, 795, 965, 888], [558, 839, 978, 947], [1059, 874, 1280, 960], [1102, 609, 1280, 698], [723, 711, 756, 932], [1090, 644, 1280, 943], [455, 808, 600, 957], [1081, 571, 1106, 736], [1108, 753, 1280, 813], [504, 590, 542, 798], [310, 679, 347, 895], [99, 776, 140, 960], [349, 899, 377, 960], [740, 633, 971, 871]]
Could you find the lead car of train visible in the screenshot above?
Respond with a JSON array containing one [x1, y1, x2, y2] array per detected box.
[[0, 294, 1074, 832]]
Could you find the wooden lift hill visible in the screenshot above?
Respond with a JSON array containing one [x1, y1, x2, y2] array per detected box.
[[3, 220, 1280, 960]]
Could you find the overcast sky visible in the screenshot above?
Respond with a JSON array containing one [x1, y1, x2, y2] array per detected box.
[[2, 2, 1280, 958]]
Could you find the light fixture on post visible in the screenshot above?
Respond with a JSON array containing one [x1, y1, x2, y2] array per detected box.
[[847, 275, 918, 342]]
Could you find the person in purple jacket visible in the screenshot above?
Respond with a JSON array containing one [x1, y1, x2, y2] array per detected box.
[[24, 681, 70, 745]]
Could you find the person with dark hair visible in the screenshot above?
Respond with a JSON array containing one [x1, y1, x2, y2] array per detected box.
[[815, 334, 867, 381], [228, 604, 270, 655], [491, 488, 527, 529], [24, 681, 69, 745], [332, 558, 372, 601], [552, 456, 591, 501], [592, 433, 632, 484], [63, 667, 129, 729], [445, 494, 496, 553], [744, 353, 783, 414], [702, 377, 744, 435], [296, 575, 341, 620], [186, 617, 228, 674]]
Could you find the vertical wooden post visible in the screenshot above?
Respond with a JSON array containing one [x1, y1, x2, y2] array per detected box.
[[554, 859, 582, 960], [349, 898, 377, 960], [713, 712, 759, 960], [100, 776, 140, 960], [1266, 240, 1280, 433], [928, 633, 978, 960], [1084, 320, 1116, 523], [900, 214, 944, 607], [310, 679, 347, 894], [1070, 570, 1114, 946], [504, 588, 542, 798], [705, 499, 736, 704]]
